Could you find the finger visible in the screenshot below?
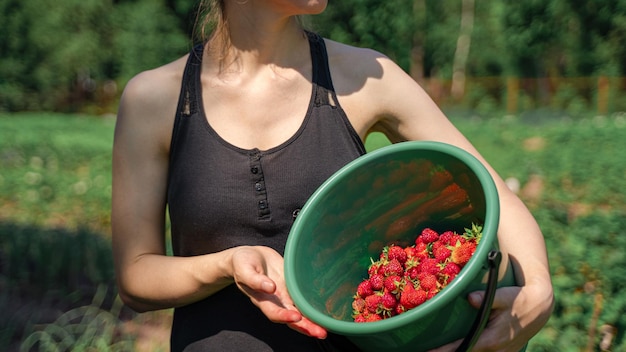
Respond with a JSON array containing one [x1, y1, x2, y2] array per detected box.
[[468, 291, 485, 308], [236, 267, 277, 294], [288, 317, 328, 339], [468, 286, 520, 309]]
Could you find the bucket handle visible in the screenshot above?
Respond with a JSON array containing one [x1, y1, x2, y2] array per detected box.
[[455, 249, 502, 352]]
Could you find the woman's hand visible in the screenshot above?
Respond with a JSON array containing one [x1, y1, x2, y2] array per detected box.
[[429, 284, 554, 352], [230, 246, 328, 339]]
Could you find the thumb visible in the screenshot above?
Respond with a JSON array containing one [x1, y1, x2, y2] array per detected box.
[[235, 263, 276, 294], [469, 287, 519, 309], [468, 291, 485, 308]]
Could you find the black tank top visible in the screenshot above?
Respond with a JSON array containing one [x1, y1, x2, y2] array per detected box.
[[166, 32, 365, 351]]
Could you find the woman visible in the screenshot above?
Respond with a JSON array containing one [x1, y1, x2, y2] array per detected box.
[[111, 0, 554, 351]]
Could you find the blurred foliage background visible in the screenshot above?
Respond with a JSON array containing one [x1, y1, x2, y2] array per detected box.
[[1, 0, 625, 351], [1, 0, 625, 115]]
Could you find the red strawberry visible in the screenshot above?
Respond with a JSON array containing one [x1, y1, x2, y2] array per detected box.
[[354, 314, 368, 323], [451, 242, 476, 266], [443, 273, 458, 285], [418, 272, 438, 292], [386, 245, 408, 264], [365, 294, 382, 314], [414, 242, 430, 260], [433, 244, 452, 262], [450, 233, 466, 246], [439, 230, 455, 245], [369, 273, 384, 291], [382, 258, 404, 277], [427, 290, 438, 300], [357, 279, 374, 298], [368, 261, 381, 277], [383, 275, 403, 294], [418, 258, 441, 275], [404, 246, 419, 260], [381, 291, 398, 311], [442, 262, 461, 276], [366, 313, 382, 322], [352, 297, 366, 313], [405, 266, 420, 281], [400, 284, 428, 309], [418, 228, 439, 244]]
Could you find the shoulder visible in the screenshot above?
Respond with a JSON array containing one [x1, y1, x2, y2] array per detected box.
[[115, 54, 190, 152], [322, 38, 425, 137], [323, 37, 418, 104], [120, 54, 189, 116], [322, 39, 394, 85]]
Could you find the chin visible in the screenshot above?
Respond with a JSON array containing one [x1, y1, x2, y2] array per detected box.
[[304, 0, 328, 14]]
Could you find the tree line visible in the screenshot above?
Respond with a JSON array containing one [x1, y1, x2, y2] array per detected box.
[[1, 0, 625, 114]]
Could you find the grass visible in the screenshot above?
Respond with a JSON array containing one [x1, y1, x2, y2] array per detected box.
[[1, 110, 625, 351]]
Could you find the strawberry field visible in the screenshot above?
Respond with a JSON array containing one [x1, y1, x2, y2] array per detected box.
[[0, 111, 625, 351]]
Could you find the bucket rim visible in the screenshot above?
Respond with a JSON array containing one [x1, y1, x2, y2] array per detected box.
[[284, 140, 501, 335]]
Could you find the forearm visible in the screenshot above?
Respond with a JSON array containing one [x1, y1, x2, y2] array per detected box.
[[115, 248, 236, 312], [495, 185, 555, 330]]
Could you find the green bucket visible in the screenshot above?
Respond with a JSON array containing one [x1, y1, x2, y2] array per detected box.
[[284, 141, 518, 352]]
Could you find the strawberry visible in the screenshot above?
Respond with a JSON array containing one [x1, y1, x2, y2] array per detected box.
[[395, 303, 407, 315], [442, 262, 461, 276], [404, 245, 419, 260], [357, 279, 374, 298], [400, 284, 428, 309], [418, 272, 438, 292], [405, 266, 420, 281], [433, 243, 452, 262], [414, 242, 430, 260], [367, 260, 381, 277], [352, 297, 366, 313], [365, 294, 383, 314], [366, 313, 382, 322], [418, 258, 441, 275], [386, 245, 408, 264], [381, 291, 398, 312], [383, 275, 403, 294], [417, 228, 439, 244], [438, 230, 455, 245], [451, 242, 476, 266], [382, 258, 404, 277], [369, 273, 384, 291], [427, 290, 438, 300], [354, 314, 368, 323]]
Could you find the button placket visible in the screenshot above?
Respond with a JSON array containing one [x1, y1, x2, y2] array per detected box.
[[249, 151, 270, 219]]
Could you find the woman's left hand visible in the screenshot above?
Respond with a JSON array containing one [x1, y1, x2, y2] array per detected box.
[[429, 284, 553, 352], [231, 246, 329, 339]]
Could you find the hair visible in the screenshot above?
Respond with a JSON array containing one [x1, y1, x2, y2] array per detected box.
[[194, 0, 226, 44]]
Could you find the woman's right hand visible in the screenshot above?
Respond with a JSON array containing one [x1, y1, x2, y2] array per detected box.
[[230, 246, 328, 339]]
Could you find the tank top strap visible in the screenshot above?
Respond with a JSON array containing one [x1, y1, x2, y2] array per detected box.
[[176, 44, 203, 119], [306, 31, 337, 107], [170, 43, 203, 166]]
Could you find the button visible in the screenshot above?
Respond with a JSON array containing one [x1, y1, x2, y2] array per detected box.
[[255, 183, 263, 191], [251, 167, 259, 174], [258, 200, 267, 209]]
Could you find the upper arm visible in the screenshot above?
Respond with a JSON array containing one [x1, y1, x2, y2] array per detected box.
[[111, 68, 181, 274]]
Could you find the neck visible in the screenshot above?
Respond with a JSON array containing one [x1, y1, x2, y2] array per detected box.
[[205, 4, 310, 76]]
